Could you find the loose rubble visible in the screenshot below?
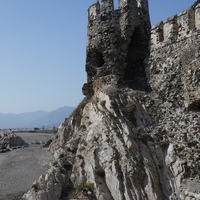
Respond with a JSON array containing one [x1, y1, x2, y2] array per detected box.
[[0, 130, 28, 153]]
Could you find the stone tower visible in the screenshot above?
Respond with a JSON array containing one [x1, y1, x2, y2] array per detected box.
[[82, 0, 151, 97]]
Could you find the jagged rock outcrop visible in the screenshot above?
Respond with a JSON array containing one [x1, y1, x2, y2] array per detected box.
[[23, 0, 200, 199], [0, 130, 28, 153]]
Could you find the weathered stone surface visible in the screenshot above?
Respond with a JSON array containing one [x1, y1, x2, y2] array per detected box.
[[0, 130, 28, 152], [83, 0, 151, 97], [23, 0, 200, 200], [149, 0, 200, 180]]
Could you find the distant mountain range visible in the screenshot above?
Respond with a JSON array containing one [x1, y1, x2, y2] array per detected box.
[[0, 106, 75, 129]]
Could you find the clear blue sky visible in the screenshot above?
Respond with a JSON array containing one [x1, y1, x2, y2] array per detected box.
[[0, 0, 196, 113]]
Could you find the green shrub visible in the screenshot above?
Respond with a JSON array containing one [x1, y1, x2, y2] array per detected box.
[[32, 183, 39, 192], [74, 181, 94, 191]]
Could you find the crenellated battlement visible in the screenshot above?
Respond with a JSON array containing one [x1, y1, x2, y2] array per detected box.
[[87, 0, 147, 21], [151, 3, 200, 48]]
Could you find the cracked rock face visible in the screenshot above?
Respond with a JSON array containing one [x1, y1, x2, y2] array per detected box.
[[23, 88, 199, 200], [0, 131, 28, 153], [23, 0, 200, 199]]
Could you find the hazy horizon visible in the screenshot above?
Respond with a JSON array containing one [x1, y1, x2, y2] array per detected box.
[[0, 105, 75, 115]]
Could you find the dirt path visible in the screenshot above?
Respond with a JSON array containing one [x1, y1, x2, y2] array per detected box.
[[0, 132, 53, 199]]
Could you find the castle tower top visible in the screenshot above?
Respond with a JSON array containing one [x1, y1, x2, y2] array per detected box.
[[88, 0, 149, 20], [83, 0, 151, 97]]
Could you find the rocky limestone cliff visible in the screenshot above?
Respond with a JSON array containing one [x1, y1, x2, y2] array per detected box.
[[23, 0, 200, 199]]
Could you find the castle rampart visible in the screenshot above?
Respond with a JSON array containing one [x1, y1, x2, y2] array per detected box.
[[149, 1, 200, 112], [151, 3, 200, 48]]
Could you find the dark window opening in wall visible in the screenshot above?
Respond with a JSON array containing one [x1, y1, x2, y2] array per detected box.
[[188, 9, 195, 30], [158, 30, 164, 42], [188, 100, 200, 112], [86, 50, 105, 82], [95, 51, 105, 67], [125, 26, 146, 80], [87, 49, 105, 68], [124, 26, 150, 90]]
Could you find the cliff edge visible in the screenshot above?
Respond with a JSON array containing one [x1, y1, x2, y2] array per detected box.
[[23, 0, 200, 199]]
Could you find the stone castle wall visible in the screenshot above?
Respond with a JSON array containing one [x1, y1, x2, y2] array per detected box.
[[145, 3, 200, 198], [151, 2, 200, 48], [149, 1, 200, 111]]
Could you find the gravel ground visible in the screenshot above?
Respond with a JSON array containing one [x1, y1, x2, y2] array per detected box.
[[0, 132, 54, 200]]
